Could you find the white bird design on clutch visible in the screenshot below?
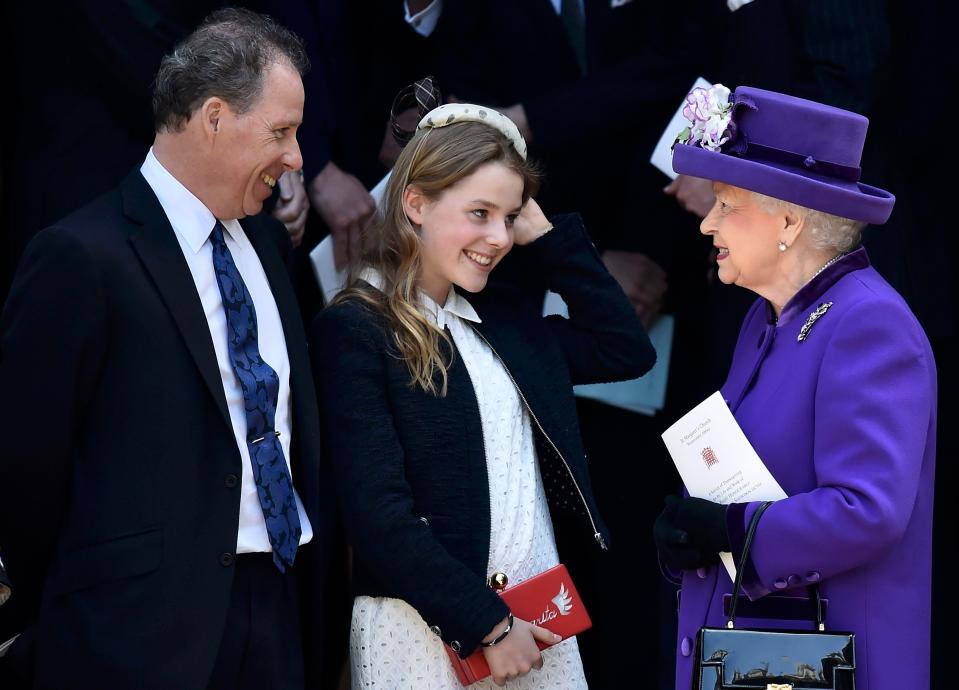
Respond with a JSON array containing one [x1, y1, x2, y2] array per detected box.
[[552, 583, 574, 616]]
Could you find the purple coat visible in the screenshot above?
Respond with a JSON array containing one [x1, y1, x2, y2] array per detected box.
[[674, 248, 937, 690]]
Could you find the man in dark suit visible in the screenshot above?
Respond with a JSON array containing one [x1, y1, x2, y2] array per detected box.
[[0, 9, 329, 689]]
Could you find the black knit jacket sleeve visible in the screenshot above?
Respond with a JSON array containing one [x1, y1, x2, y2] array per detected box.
[[511, 213, 657, 385]]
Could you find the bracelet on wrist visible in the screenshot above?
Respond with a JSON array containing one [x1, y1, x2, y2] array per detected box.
[[481, 613, 514, 647]]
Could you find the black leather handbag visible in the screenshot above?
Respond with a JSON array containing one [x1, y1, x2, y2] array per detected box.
[[692, 501, 856, 690]]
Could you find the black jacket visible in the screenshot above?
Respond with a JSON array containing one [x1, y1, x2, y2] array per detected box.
[[310, 214, 654, 657], [0, 170, 331, 689]]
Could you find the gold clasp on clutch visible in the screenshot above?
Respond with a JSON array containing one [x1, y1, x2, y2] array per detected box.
[[487, 572, 509, 591]]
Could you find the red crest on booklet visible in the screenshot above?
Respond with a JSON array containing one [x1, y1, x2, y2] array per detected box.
[[445, 564, 592, 685], [701, 446, 719, 468]]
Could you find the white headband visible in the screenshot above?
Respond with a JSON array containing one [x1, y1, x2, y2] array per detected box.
[[416, 103, 528, 160]]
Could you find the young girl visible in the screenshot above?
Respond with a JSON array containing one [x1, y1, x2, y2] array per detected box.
[[310, 102, 654, 688]]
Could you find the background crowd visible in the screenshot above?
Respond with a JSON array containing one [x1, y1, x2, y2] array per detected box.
[[0, 1, 954, 688]]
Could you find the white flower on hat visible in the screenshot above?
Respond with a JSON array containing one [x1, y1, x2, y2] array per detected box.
[[675, 84, 733, 152]]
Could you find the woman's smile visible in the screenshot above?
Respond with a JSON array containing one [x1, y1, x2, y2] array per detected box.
[[464, 249, 494, 269]]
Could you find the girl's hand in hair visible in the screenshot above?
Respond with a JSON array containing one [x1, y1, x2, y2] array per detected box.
[[512, 198, 552, 246], [480, 616, 562, 687]]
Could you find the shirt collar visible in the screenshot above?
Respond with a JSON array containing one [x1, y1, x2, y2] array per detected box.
[[357, 266, 482, 327], [139, 148, 241, 252], [772, 246, 871, 325]]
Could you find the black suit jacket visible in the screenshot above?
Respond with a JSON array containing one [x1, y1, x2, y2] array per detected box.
[[428, 0, 691, 149], [0, 170, 327, 689]]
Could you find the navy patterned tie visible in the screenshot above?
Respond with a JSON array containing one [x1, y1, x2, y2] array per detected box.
[[209, 222, 301, 572]]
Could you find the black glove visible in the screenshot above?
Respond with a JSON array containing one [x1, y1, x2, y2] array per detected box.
[[654, 495, 730, 571]]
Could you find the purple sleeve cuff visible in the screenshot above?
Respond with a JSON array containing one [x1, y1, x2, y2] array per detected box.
[[726, 502, 771, 601]]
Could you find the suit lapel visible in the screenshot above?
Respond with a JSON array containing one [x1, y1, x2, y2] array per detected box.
[[122, 171, 232, 432]]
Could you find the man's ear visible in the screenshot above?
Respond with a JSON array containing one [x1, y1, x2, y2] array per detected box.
[[403, 184, 428, 225], [198, 97, 225, 140]]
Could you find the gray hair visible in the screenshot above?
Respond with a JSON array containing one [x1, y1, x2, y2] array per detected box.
[[152, 8, 309, 133], [752, 192, 865, 253]]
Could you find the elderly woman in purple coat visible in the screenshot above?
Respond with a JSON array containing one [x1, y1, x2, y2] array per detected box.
[[654, 85, 937, 690]]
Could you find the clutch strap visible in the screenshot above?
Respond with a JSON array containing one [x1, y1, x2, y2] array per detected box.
[[726, 500, 824, 631]]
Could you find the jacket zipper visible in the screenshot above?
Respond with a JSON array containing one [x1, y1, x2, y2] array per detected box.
[[470, 326, 607, 551]]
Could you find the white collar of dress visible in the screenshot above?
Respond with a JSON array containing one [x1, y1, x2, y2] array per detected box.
[[357, 266, 482, 328]]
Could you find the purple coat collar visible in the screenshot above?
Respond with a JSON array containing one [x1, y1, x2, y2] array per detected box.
[[767, 246, 871, 326]]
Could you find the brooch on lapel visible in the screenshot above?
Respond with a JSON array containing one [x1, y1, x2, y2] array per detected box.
[[797, 301, 833, 342]]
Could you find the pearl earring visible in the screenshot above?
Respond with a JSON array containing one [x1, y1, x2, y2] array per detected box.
[[778, 241, 788, 252]]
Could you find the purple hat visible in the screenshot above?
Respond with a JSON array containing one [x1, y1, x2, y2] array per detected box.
[[671, 85, 894, 224]]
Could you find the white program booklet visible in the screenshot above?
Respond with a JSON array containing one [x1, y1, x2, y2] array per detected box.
[[309, 171, 391, 305], [650, 76, 712, 180], [661, 391, 787, 580], [542, 291, 673, 415], [309, 234, 346, 305], [368, 171, 391, 205]]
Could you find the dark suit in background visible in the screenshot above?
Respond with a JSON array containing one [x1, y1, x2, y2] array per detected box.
[[865, 3, 958, 685], [0, 1, 222, 303], [424, 0, 695, 240]]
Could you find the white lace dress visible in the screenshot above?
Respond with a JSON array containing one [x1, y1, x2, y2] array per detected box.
[[349, 286, 588, 690]]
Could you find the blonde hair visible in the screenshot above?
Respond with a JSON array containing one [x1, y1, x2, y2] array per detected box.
[[332, 121, 540, 396]]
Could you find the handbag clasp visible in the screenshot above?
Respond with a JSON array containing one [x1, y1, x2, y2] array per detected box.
[[487, 572, 509, 591]]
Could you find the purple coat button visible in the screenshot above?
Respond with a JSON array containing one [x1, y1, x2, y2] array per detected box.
[[787, 574, 802, 587], [773, 578, 788, 590], [696, 567, 708, 579], [680, 636, 692, 657], [805, 570, 822, 583]]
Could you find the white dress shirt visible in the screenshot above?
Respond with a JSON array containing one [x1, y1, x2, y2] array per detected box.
[[140, 149, 312, 553]]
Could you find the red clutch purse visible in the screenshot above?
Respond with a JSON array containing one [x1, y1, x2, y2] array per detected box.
[[444, 564, 592, 686]]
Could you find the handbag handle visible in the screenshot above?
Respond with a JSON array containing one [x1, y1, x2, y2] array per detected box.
[[726, 500, 824, 632]]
